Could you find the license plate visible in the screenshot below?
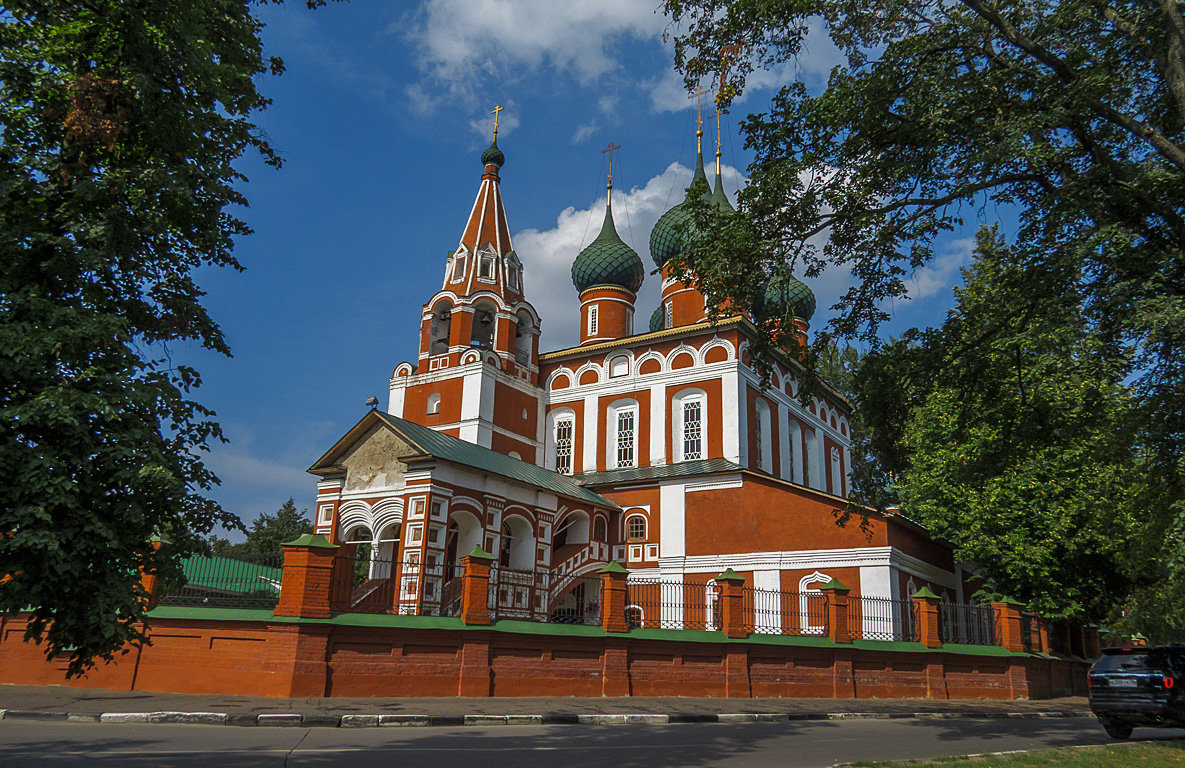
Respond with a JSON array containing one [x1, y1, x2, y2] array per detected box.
[[1109, 679, 1139, 687]]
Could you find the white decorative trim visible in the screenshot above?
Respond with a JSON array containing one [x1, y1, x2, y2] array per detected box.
[[684, 475, 743, 493]]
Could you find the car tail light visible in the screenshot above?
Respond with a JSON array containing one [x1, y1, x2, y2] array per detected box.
[[1165, 676, 1175, 689], [1087, 676, 1093, 690]]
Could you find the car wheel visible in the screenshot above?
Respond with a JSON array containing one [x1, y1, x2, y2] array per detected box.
[[1103, 721, 1133, 740]]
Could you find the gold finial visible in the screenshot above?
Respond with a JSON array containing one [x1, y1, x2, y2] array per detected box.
[[710, 108, 725, 170], [491, 104, 504, 139], [602, 142, 621, 205], [689, 86, 708, 153]]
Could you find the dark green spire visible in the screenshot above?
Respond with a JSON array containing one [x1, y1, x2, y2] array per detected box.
[[711, 153, 733, 211]]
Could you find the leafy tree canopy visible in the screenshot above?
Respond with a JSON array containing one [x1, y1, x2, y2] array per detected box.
[[860, 230, 1147, 622], [210, 499, 313, 557], [0, 0, 333, 676]]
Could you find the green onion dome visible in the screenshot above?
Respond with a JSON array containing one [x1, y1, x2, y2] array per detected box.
[[649, 145, 712, 269], [571, 195, 645, 294], [761, 272, 816, 322], [481, 138, 505, 168], [649, 304, 664, 332]]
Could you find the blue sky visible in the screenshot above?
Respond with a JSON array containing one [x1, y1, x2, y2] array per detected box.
[[188, 0, 981, 529]]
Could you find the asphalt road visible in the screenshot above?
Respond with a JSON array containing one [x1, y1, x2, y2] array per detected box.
[[0, 717, 1177, 768]]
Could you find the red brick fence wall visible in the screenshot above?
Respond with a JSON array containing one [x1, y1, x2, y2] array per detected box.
[[0, 538, 1091, 699], [0, 610, 1087, 700]]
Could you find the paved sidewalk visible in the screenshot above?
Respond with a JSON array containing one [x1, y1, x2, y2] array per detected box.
[[0, 683, 1091, 728]]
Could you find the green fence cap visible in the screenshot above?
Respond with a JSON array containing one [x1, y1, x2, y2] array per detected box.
[[911, 586, 940, 599], [715, 568, 745, 583], [598, 561, 629, 574], [819, 577, 850, 591], [281, 533, 338, 549], [465, 545, 495, 561]]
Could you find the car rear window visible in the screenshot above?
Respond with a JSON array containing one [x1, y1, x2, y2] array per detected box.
[[1093, 652, 1167, 673]]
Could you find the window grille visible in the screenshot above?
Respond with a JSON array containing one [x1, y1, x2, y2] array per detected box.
[[554, 417, 574, 475], [663, 301, 672, 329], [615, 408, 636, 468], [682, 399, 702, 460], [754, 411, 762, 468], [588, 305, 598, 335], [627, 515, 646, 540]]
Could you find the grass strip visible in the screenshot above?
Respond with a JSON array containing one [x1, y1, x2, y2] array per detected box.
[[846, 739, 1185, 767]]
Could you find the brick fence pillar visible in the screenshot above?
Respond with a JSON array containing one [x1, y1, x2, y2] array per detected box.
[[820, 578, 852, 644], [992, 599, 1026, 652], [274, 534, 339, 619], [460, 546, 495, 626], [599, 562, 629, 633], [138, 536, 168, 609], [1085, 625, 1102, 659], [715, 568, 748, 639], [1037, 616, 1051, 653], [911, 587, 943, 649]]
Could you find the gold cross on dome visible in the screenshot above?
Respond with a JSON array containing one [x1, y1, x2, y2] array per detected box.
[[709, 108, 726, 154], [602, 142, 621, 185], [688, 86, 709, 132], [491, 104, 504, 137]]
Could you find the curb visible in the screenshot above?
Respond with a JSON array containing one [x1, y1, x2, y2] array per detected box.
[[0, 708, 1094, 728]]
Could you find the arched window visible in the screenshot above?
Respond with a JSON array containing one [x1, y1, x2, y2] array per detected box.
[[625, 606, 644, 629], [663, 301, 673, 329], [451, 248, 467, 281], [426, 392, 441, 415], [588, 305, 599, 336], [593, 517, 607, 541], [787, 418, 804, 484], [798, 571, 831, 635], [507, 251, 522, 290], [830, 447, 843, 496], [514, 309, 534, 365], [471, 300, 496, 347], [608, 399, 639, 469], [546, 409, 576, 474], [626, 515, 646, 541], [430, 300, 452, 354], [479, 249, 496, 280], [673, 388, 706, 462], [609, 355, 629, 378], [755, 399, 773, 473]]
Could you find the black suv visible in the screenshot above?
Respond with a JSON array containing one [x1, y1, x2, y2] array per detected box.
[[1089, 645, 1185, 739]]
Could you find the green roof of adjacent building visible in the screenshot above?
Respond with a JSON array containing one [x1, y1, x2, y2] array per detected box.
[[571, 194, 645, 294], [649, 304, 664, 332]]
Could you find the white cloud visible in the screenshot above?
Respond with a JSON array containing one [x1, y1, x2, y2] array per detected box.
[[908, 237, 974, 300], [468, 108, 521, 140], [404, 0, 664, 104], [517, 160, 749, 350], [571, 122, 598, 144]]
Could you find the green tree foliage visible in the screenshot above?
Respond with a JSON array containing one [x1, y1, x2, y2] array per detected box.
[[210, 499, 313, 556], [0, 0, 332, 675], [861, 231, 1146, 621], [663, 0, 1185, 625]]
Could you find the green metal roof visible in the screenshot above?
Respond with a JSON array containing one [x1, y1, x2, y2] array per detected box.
[[648, 304, 663, 332], [576, 457, 744, 487], [571, 196, 645, 294], [710, 163, 734, 212], [180, 555, 282, 594], [369, 412, 617, 508]]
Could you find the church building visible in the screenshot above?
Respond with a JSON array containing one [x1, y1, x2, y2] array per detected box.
[[305, 116, 966, 630]]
